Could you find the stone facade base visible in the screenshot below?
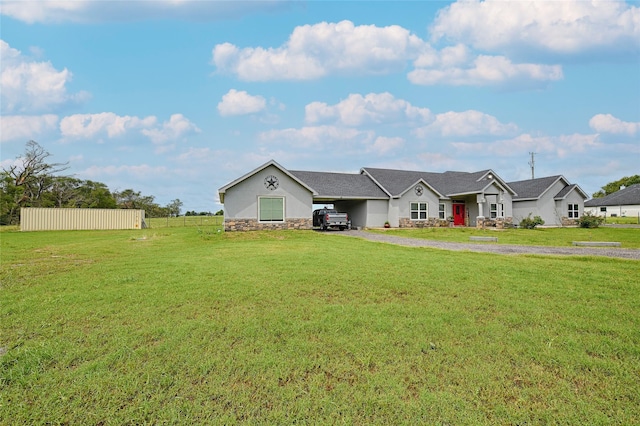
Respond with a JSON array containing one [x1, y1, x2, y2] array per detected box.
[[399, 218, 450, 228], [476, 217, 513, 229], [561, 217, 578, 227], [224, 218, 312, 231]]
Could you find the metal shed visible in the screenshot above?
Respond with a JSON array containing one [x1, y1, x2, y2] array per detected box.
[[20, 208, 145, 231]]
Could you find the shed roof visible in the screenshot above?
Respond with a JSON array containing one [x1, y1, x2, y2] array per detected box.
[[585, 183, 640, 207]]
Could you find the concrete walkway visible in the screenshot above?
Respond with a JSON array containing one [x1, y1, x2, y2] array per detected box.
[[335, 230, 640, 260]]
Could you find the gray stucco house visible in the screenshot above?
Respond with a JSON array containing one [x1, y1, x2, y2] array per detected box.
[[508, 175, 588, 227], [218, 160, 586, 231]]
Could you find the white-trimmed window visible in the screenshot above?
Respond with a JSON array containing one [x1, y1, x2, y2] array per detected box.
[[411, 202, 428, 220], [568, 204, 579, 218], [490, 203, 498, 219], [259, 197, 284, 222], [438, 203, 445, 219]]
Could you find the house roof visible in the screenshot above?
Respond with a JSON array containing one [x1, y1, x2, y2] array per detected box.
[[289, 170, 388, 199], [507, 175, 588, 201], [585, 183, 640, 207], [361, 167, 515, 198], [508, 175, 563, 200]]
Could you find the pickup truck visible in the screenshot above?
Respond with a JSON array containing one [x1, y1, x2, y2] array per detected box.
[[313, 208, 350, 231]]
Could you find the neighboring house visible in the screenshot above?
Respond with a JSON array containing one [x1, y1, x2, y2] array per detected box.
[[218, 160, 584, 231], [507, 175, 588, 226], [584, 184, 640, 218]]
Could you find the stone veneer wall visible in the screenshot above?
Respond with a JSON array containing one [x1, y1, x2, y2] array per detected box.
[[399, 218, 451, 228], [475, 217, 513, 229], [561, 217, 579, 227], [224, 218, 312, 231]]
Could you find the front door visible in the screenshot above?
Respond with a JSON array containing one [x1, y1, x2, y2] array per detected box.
[[453, 203, 465, 226]]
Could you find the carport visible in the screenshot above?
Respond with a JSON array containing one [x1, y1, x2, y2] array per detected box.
[[290, 170, 390, 229]]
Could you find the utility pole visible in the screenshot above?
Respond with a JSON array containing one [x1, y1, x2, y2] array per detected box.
[[528, 152, 536, 179]]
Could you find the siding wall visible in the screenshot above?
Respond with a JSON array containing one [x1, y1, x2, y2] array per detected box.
[[20, 208, 145, 231]]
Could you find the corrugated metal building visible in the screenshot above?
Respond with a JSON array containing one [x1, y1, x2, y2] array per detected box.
[[20, 208, 145, 231]]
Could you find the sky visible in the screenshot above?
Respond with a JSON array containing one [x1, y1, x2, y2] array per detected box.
[[1, 0, 639, 213]]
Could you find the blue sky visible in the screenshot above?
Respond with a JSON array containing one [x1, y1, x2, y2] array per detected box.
[[1, 0, 639, 213]]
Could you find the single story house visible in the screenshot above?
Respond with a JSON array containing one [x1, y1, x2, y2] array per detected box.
[[584, 183, 640, 218], [218, 160, 586, 231], [507, 175, 588, 227]]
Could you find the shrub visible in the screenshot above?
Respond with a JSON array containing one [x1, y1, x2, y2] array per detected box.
[[519, 214, 545, 229], [577, 211, 605, 228]]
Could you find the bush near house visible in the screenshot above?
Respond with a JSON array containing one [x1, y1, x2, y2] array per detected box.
[[577, 211, 605, 228], [519, 214, 545, 229]]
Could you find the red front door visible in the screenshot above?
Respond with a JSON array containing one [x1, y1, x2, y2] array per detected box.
[[453, 203, 465, 226]]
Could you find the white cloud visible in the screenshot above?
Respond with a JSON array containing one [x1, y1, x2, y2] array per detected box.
[[141, 114, 201, 144], [452, 133, 601, 159], [212, 20, 425, 81], [217, 89, 267, 116], [414, 110, 518, 137], [0, 40, 89, 113], [409, 55, 563, 86], [0, 1, 292, 24], [59, 112, 199, 145], [431, 0, 640, 55], [0, 114, 58, 143], [259, 125, 374, 149], [368, 136, 404, 156], [305, 92, 432, 126], [60, 112, 156, 139], [80, 164, 168, 180], [589, 114, 640, 135]]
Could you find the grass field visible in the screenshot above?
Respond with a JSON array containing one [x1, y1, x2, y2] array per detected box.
[[1, 227, 639, 424]]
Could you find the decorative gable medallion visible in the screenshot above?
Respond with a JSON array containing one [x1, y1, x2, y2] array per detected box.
[[415, 185, 424, 196], [264, 175, 279, 190]]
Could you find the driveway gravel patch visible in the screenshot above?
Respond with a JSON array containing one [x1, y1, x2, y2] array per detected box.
[[337, 230, 640, 260]]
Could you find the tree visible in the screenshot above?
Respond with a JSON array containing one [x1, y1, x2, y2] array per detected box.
[[592, 175, 640, 198], [166, 199, 183, 217], [0, 141, 69, 224]]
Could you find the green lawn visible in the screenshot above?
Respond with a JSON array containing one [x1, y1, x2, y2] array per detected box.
[[1, 227, 639, 424], [374, 226, 640, 248]]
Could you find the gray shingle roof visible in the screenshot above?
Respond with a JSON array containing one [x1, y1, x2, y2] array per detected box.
[[554, 184, 578, 200], [361, 167, 505, 197], [585, 184, 640, 207], [289, 170, 388, 199], [508, 175, 563, 200]]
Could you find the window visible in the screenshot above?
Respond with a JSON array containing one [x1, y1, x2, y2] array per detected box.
[[600, 207, 607, 213], [568, 204, 579, 218], [259, 197, 284, 222], [490, 203, 498, 219], [438, 203, 445, 219], [411, 202, 428, 220]]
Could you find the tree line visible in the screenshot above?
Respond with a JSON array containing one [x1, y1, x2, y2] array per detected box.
[[0, 141, 207, 225]]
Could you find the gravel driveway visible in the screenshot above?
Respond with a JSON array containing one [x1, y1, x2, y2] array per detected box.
[[336, 230, 640, 260]]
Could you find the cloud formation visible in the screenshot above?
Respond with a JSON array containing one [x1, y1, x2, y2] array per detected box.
[[415, 110, 519, 138], [0, 114, 59, 143], [59, 112, 199, 145], [0, 40, 89, 113], [589, 114, 640, 135], [213, 20, 424, 81], [305, 92, 432, 126], [431, 0, 640, 56], [218, 89, 267, 116]]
